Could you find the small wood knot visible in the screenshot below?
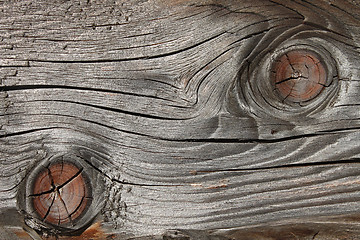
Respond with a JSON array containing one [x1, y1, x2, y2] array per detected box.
[[30, 162, 90, 226], [272, 50, 326, 103]]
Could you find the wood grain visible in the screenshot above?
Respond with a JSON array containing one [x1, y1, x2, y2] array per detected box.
[[0, 0, 360, 239]]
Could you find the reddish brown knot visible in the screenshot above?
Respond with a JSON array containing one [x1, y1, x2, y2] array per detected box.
[[30, 162, 90, 226], [272, 50, 327, 103]]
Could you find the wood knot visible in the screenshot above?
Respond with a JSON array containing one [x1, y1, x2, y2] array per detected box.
[[272, 50, 326, 103], [30, 162, 91, 226]]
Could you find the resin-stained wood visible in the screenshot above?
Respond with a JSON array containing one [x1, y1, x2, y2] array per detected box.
[[0, 0, 360, 239]]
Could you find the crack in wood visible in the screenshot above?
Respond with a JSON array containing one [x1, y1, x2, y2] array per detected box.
[[27, 31, 227, 64], [42, 195, 55, 222], [79, 151, 360, 188], [56, 187, 74, 226], [29, 162, 89, 227], [27, 99, 191, 121], [195, 158, 360, 173], [0, 84, 179, 103], [1, 125, 359, 145]]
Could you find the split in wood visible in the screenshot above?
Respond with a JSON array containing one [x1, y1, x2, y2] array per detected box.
[[29, 162, 90, 226], [272, 50, 327, 103]]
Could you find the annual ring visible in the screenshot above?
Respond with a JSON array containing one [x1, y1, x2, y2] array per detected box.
[[271, 50, 327, 103], [30, 162, 90, 226]]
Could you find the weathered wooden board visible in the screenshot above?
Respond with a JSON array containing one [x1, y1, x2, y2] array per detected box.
[[0, 0, 360, 239]]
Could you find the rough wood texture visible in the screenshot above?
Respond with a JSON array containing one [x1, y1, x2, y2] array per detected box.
[[0, 0, 360, 239]]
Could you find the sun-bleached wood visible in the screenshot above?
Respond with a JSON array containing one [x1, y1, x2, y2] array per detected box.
[[0, 0, 360, 239]]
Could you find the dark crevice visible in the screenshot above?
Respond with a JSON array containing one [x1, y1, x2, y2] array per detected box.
[[186, 56, 226, 105], [330, 3, 360, 21], [166, 126, 360, 144], [0, 112, 191, 143], [0, 84, 178, 103], [57, 208, 61, 226], [78, 153, 360, 188], [29, 189, 54, 197], [122, 32, 155, 39], [77, 154, 185, 187], [282, 81, 296, 102], [334, 104, 360, 108], [57, 168, 83, 190], [299, 0, 351, 38], [312, 231, 320, 240], [227, 26, 274, 48], [1, 120, 359, 145], [56, 188, 74, 226], [29, 166, 83, 197], [184, 25, 273, 102], [269, 0, 352, 40], [28, 31, 227, 64], [196, 158, 360, 173], [175, 8, 218, 21], [0, 127, 60, 139], [110, 39, 179, 52], [69, 196, 85, 217], [268, 0, 305, 20], [47, 166, 56, 190], [142, 78, 182, 90], [60, 160, 64, 179], [302, 21, 351, 39], [76, 155, 111, 180], [317, 82, 333, 88], [42, 195, 55, 222], [87, 158, 360, 187], [285, 53, 296, 71], [276, 76, 308, 85], [318, 127, 360, 134], [0, 65, 29, 68], [39, 112, 164, 142], [190, 3, 234, 13], [0, 174, 27, 193], [28, 99, 192, 121], [0, 113, 182, 144], [111, 178, 185, 187]]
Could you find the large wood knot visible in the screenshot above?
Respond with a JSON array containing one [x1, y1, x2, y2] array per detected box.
[[30, 162, 90, 226], [272, 50, 326, 103]]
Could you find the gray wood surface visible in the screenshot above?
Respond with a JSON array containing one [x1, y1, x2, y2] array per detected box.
[[0, 0, 360, 239]]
